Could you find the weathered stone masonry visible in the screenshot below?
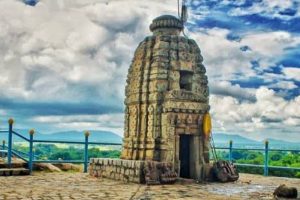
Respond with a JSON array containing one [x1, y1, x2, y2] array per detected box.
[[120, 15, 210, 180], [89, 158, 177, 184], [89, 159, 145, 183], [90, 15, 210, 182]]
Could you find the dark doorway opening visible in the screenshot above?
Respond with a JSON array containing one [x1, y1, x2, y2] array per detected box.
[[179, 135, 190, 178], [179, 71, 193, 91]]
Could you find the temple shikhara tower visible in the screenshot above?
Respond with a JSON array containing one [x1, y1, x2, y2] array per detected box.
[[90, 14, 211, 183], [120, 15, 210, 180]]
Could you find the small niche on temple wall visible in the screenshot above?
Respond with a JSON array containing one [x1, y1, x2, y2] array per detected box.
[[179, 70, 193, 91]]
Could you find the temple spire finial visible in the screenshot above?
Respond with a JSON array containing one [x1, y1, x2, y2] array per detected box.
[[181, 0, 188, 24]]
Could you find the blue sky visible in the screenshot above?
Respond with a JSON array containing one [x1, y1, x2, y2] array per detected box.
[[0, 0, 299, 141]]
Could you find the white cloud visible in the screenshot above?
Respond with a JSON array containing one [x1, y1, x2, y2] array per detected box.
[[0, 0, 178, 134], [210, 87, 300, 141], [282, 67, 300, 81], [0, 0, 176, 103], [210, 81, 256, 101], [32, 113, 124, 135], [0, 0, 299, 142], [189, 28, 256, 79], [220, 0, 247, 6], [242, 32, 296, 57], [284, 117, 300, 126], [228, 0, 297, 20], [189, 27, 300, 81], [241, 31, 300, 69], [268, 80, 298, 90]]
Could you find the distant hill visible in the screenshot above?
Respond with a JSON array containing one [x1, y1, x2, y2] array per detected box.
[[212, 133, 259, 144], [265, 138, 300, 149], [0, 130, 122, 143], [39, 130, 122, 143], [0, 130, 299, 149], [212, 133, 300, 149]]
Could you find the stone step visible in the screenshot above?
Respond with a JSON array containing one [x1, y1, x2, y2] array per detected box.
[[0, 168, 30, 176], [0, 162, 28, 168], [0, 150, 7, 157]]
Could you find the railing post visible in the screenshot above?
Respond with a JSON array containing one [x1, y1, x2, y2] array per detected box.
[[229, 140, 233, 162], [29, 129, 35, 174], [1, 140, 5, 158], [264, 140, 269, 176], [84, 131, 90, 173], [8, 118, 14, 167], [33, 148, 35, 162]]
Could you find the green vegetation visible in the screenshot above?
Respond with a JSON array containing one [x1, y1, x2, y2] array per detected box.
[[13, 143, 121, 161], [216, 150, 300, 178], [11, 144, 299, 178]]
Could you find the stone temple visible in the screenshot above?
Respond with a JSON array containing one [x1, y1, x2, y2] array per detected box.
[[90, 15, 211, 182]]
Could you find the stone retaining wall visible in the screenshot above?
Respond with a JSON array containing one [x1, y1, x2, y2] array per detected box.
[[89, 158, 177, 184], [89, 158, 146, 183]]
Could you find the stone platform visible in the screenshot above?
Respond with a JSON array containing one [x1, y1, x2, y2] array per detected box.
[[0, 172, 299, 199], [89, 158, 177, 184]]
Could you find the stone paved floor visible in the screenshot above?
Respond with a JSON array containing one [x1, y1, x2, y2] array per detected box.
[[0, 172, 299, 200]]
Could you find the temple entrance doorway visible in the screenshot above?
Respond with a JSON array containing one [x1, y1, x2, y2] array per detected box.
[[179, 134, 191, 178]]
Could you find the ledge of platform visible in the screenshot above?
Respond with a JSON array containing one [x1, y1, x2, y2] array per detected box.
[[89, 158, 177, 184]]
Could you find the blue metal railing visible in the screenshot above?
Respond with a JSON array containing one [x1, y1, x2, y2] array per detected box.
[[215, 140, 300, 176], [0, 140, 6, 158], [0, 119, 122, 174], [1, 119, 299, 177]]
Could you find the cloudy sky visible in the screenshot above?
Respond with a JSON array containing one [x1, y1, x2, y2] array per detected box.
[[0, 0, 299, 141]]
